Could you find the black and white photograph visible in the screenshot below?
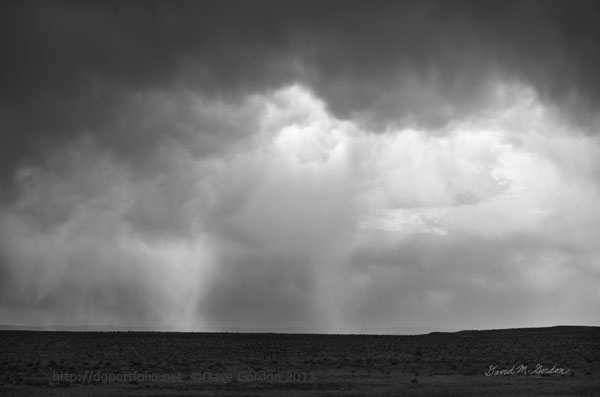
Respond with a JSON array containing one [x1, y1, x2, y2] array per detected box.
[[1, 0, 599, 395]]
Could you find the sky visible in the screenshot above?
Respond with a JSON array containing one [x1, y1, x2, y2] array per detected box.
[[1, 0, 600, 332]]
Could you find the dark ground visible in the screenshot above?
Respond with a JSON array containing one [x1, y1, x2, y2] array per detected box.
[[1, 326, 598, 396]]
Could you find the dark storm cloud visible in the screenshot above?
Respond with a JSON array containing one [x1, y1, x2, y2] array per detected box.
[[0, 0, 291, 188], [2, 0, 600, 330], [2, 0, 600, 189]]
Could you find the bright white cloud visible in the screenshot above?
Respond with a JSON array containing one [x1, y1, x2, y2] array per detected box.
[[1, 82, 599, 331]]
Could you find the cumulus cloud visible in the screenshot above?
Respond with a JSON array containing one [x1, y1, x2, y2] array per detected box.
[[1, 1, 600, 331], [3, 1, 600, 184], [1, 81, 599, 330]]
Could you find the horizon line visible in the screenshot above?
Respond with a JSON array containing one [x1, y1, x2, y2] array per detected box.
[[1, 324, 597, 336]]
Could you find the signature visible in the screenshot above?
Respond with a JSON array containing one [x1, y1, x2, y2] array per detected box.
[[485, 364, 571, 376]]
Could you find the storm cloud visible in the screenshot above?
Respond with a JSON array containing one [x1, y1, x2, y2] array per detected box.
[[1, 0, 599, 331]]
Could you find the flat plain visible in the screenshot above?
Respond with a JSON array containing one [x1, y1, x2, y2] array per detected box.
[[1, 326, 598, 396]]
